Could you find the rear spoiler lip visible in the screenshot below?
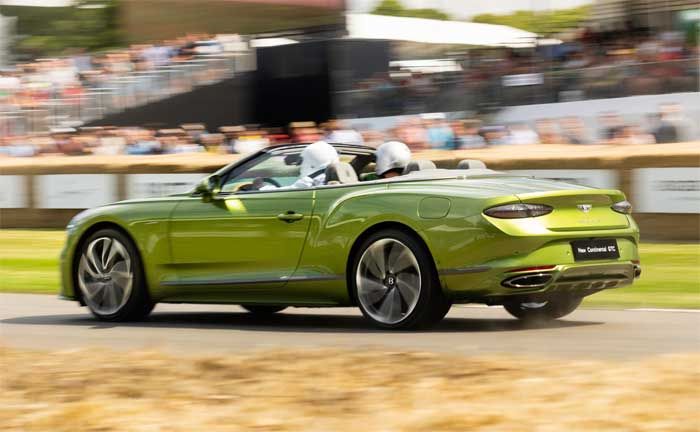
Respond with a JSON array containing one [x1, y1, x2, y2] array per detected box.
[[515, 188, 626, 201]]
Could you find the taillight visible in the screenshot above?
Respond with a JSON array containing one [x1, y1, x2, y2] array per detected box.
[[484, 203, 553, 219], [611, 200, 632, 214]]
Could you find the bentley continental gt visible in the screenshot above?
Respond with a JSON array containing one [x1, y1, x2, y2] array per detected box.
[[60, 143, 641, 329]]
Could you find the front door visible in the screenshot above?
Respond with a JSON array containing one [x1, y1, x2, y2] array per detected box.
[[167, 150, 313, 293], [168, 189, 314, 289]]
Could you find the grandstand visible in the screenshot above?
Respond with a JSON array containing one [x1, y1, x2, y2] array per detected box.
[[0, 0, 698, 140]]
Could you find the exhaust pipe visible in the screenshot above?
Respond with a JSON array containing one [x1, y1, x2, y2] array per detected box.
[[634, 265, 642, 278], [502, 273, 553, 289]]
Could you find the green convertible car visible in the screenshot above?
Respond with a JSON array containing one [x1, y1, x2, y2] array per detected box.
[[60, 143, 641, 329]]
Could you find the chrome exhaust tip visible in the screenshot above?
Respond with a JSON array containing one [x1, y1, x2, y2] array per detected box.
[[634, 265, 642, 278], [502, 273, 553, 289]]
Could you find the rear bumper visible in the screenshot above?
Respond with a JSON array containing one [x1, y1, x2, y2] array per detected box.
[[446, 261, 640, 304], [508, 261, 636, 296], [441, 236, 640, 304]]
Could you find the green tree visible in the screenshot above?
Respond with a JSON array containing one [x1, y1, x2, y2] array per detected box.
[[0, 0, 121, 59], [371, 0, 450, 21], [472, 6, 590, 35], [372, 0, 404, 16]]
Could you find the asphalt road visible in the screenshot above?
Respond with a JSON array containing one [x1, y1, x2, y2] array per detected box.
[[1, 293, 698, 359]]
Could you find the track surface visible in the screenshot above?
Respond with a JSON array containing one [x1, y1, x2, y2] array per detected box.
[[1, 293, 698, 359]]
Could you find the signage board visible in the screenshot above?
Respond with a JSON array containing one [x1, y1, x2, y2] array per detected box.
[[36, 174, 117, 209], [634, 168, 700, 213], [0, 175, 27, 208], [127, 173, 206, 199]]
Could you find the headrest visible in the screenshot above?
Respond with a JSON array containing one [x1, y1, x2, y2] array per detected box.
[[403, 160, 436, 175], [325, 162, 359, 185], [457, 159, 486, 169]]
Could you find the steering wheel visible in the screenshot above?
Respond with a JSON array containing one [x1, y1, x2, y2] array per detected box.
[[258, 177, 281, 188], [234, 177, 283, 192]]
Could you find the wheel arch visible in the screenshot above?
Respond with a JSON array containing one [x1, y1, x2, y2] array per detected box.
[[71, 221, 148, 304], [345, 221, 440, 305]]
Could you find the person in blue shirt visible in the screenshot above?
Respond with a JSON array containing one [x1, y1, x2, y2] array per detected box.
[[425, 117, 455, 150]]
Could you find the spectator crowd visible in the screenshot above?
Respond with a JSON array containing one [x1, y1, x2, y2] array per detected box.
[[341, 28, 698, 116], [0, 32, 242, 106], [1, 25, 698, 156], [0, 102, 695, 157], [0, 33, 245, 137]]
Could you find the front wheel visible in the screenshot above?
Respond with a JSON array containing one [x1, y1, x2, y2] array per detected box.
[[503, 295, 582, 321], [76, 228, 154, 321], [351, 229, 451, 330]]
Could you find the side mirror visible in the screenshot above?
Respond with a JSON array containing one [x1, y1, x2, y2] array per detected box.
[[195, 175, 221, 201]]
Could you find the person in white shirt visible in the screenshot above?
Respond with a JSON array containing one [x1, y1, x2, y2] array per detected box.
[[507, 123, 540, 145], [325, 120, 364, 146]]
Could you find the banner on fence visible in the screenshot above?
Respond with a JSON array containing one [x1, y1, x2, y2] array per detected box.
[[634, 168, 700, 214], [35, 175, 117, 209]]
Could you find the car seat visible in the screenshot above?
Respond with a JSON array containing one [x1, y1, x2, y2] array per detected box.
[[457, 159, 486, 169], [402, 160, 436, 175], [325, 162, 359, 185]]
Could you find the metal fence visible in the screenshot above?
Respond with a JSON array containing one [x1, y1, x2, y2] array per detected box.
[[0, 54, 251, 136], [499, 58, 699, 107], [2, 55, 697, 134], [334, 57, 700, 118]]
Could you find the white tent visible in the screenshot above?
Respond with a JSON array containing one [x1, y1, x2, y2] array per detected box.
[[249, 37, 298, 48], [346, 14, 555, 48]]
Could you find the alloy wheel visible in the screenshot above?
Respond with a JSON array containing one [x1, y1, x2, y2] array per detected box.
[[78, 237, 133, 316], [356, 238, 421, 325]]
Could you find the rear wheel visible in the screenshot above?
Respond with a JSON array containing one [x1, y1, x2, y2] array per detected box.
[[351, 229, 451, 330], [76, 228, 154, 321], [241, 305, 287, 315], [503, 294, 582, 321]]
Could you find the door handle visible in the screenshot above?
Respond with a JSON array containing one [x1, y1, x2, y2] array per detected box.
[[277, 211, 304, 222]]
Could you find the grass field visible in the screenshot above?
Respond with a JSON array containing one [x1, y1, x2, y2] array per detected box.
[[1, 230, 698, 308], [3, 347, 699, 431]]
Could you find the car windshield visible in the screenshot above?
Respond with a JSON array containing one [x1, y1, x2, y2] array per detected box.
[[221, 153, 301, 192], [220, 147, 372, 193]]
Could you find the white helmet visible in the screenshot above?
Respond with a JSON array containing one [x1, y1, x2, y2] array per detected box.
[[375, 141, 411, 176], [299, 141, 339, 177]]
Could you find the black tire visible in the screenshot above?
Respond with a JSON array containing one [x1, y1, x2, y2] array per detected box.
[[241, 305, 287, 315], [75, 228, 154, 321], [503, 294, 582, 321], [350, 228, 451, 330]]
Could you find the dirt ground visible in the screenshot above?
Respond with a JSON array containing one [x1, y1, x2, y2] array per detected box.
[[2, 347, 699, 432]]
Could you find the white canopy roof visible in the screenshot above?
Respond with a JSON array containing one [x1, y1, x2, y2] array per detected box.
[[250, 37, 298, 48], [346, 14, 550, 48]]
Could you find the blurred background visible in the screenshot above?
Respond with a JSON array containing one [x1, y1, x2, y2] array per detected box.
[[0, 1, 698, 237], [0, 4, 698, 430], [0, 0, 698, 149]]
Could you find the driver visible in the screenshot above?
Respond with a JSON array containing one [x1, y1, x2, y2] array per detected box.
[[374, 141, 412, 179], [261, 141, 339, 190]]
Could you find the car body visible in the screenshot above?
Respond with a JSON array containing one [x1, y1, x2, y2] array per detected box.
[[60, 143, 641, 329]]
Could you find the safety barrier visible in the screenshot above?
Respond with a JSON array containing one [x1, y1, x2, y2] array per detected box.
[[1, 143, 698, 240]]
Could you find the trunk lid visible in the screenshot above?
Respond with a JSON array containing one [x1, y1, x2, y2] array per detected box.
[[516, 189, 629, 231], [461, 175, 630, 231], [400, 174, 630, 231]]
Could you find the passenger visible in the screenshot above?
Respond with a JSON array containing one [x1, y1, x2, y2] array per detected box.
[[373, 141, 412, 179], [289, 141, 339, 189]]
